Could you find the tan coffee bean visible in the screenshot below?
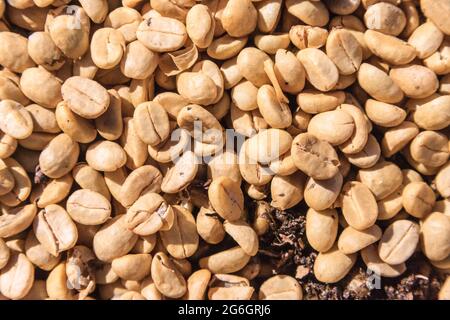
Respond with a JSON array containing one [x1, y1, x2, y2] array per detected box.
[[86, 141, 127, 172], [25, 104, 59, 134], [140, 276, 162, 300], [61, 76, 110, 119], [246, 129, 292, 164], [31, 174, 74, 209], [231, 80, 258, 111], [38, 133, 79, 179], [221, 0, 257, 37], [358, 161, 403, 200], [33, 204, 78, 257], [55, 102, 97, 144], [257, 85, 292, 129], [237, 47, 271, 87], [364, 2, 406, 36], [364, 99, 407, 127], [93, 215, 138, 262], [291, 133, 340, 180], [255, 0, 282, 33], [410, 131, 449, 167], [342, 181, 378, 231], [207, 150, 242, 184], [361, 244, 406, 278], [184, 269, 211, 300], [208, 176, 244, 221], [436, 162, 450, 198], [208, 274, 254, 300], [231, 104, 268, 137], [104, 7, 141, 42], [381, 121, 419, 158], [95, 89, 123, 141], [120, 118, 149, 170], [207, 34, 248, 60], [120, 41, 159, 80], [289, 25, 328, 50], [111, 254, 152, 281], [0, 32, 35, 73], [91, 28, 126, 70], [347, 134, 381, 169], [424, 38, 450, 75], [160, 205, 199, 259], [306, 208, 338, 253], [0, 100, 33, 140], [378, 219, 420, 265], [377, 186, 403, 221], [401, 182, 435, 219], [223, 220, 259, 256], [45, 261, 75, 300], [72, 164, 110, 202], [119, 165, 162, 208], [254, 33, 290, 55], [390, 64, 438, 99], [270, 172, 305, 210], [325, 0, 360, 15], [286, 0, 329, 27], [421, 0, 450, 35], [0, 203, 36, 238], [304, 173, 343, 211], [27, 31, 64, 71], [161, 151, 199, 194], [0, 253, 34, 300], [408, 21, 444, 59], [326, 29, 362, 75], [297, 90, 345, 114], [46, 5, 90, 60], [297, 48, 339, 92], [0, 238, 9, 270], [196, 206, 225, 244], [24, 231, 60, 271], [186, 4, 214, 49], [151, 252, 187, 298], [126, 193, 174, 236], [79, 0, 108, 23], [357, 63, 404, 104], [148, 128, 190, 164], [0, 159, 14, 196], [274, 49, 305, 94], [259, 275, 302, 300], [364, 30, 416, 65], [308, 110, 355, 146], [421, 212, 450, 262], [313, 245, 356, 283], [66, 189, 111, 226], [407, 94, 450, 130], [199, 246, 251, 274], [133, 102, 170, 146], [0, 69, 29, 106], [338, 225, 382, 254], [137, 16, 187, 52]]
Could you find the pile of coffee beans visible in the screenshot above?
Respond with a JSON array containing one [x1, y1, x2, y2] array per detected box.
[[0, 0, 449, 300]]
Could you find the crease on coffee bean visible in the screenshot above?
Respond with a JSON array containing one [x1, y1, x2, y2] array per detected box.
[[383, 223, 416, 260], [41, 209, 60, 253]]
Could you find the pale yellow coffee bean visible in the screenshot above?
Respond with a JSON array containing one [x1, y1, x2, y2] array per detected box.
[[111, 254, 152, 281], [364, 30, 416, 65], [421, 212, 450, 262], [39, 133, 79, 179], [120, 118, 149, 170], [0, 238, 9, 270], [410, 131, 449, 168], [184, 269, 211, 300], [390, 64, 438, 99], [208, 274, 254, 300], [255, 0, 282, 33], [186, 4, 214, 48], [361, 244, 406, 278], [358, 161, 403, 200], [259, 275, 302, 300], [133, 102, 170, 146], [196, 206, 226, 245], [326, 29, 362, 75], [237, 47, 271, 87], [306, 208, 338, 253], [161, 151, 199, 194], [364, 99, 407, 128], [378, 219, 420, 265], [424, 38, 450, 75], [274, 49, 305, 94], [436, 162, 450, 199], [160, 205, 199, 259], [297, 90, 345, 114], [137, 16, 187, 53], [0, 32, 35, 73], [24, 231, 60, 271], [402, 182, 435, 219], [0, 100, 33, 140], [199, 246, 251, 274], [221, 0, 257, 37], [364, 2, 406, 36], [104, 7, 142, 42], [304, 173, 343, 211], [66, 189, 112, 226], [207, 34, 248, 60], [421, 0, 450, 35], [338, 225, 382, 254], [377, 187, 403, 221], [297, 48, 339, 92], [119, 165, 162, 208], [231, 80, 258, 111], [381, 121, 419, 158], [0, 204, 36, 238], [55, 101, 97, 144], [86, 141, 127, 172], [407, 94, 450, 131], [270, 172, 305, 210], [308, 110, 355, 146], [342, 181, 378, 231], [0, 69, 29, 106], [0, 253, 34, 300], [91, 28, 126, 70], [151, 252, 187, 298], [246, 129, 292, 164], [223, 220, 259, 257], [313, 245, 356, 283], [357, 63, 404, 104], [257, 85, 292, 129], [120, 40, 159, 80], [255, 33, 290, 54], [408, 21, 444, 59], [27, 31, 64, 71], [208, 176, 244, 221], [286, 0, 329, 27], [79, 0, 108, 24], [346, 134, 381, 169], [289, 25, 328, 50]]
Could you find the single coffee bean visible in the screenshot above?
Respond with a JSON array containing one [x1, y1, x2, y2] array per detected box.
[[306, 208, 338, 253], [402, 182, 436, 218], [208, 274, 254, 300], [313, 245, 357, 283], [270, 172, 305, 210], [291, 133, 340, 180], [137, 16, 187, 53], [358, 161, 403, 200], [199, 246, 251, 274], [0, 100, 33, 140], [0, 238, 10, 270], [297, 48, 339, 92], [361, 244, 406, 278], [378, 219, 420, 265], [33, 204, 78, 257], [223, 219, 259, 256], [196, 206, 226, 245], [0, 253, 34, 300], [420, 212, 450, 262], [86, 140, 127, 172], [151, 252, 187, 298], [308, 110, 355, 146], [111, 253, 152, 281], [341, 181, 378, 230], [208, 176, 244, 221], [338, 225, 382, 254], [133, 102, 170, 146], [184, 269, 211, 300], [259, 275, 303, 300], [24, 231, 60, 271], [161, 151, 199, 194], [409, 131, 449, 167], [304, 173, 343, 211], [66, 189, 112, 225]]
